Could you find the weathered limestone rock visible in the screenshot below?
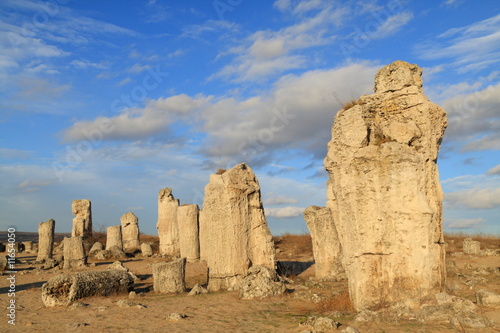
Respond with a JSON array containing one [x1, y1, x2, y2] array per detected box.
[[0, 256, 7, 274], [89, 242, 104, 257], [476, 289, 500, 307], [153, 258, 186, 293], [188, 283, 208, 296], [37, 218, 55, 262], [199, 163, 276, 291], [71, 199, 92, 238], [238, 265, 286, 299], [177, 204, 200, 262], [22, 241, 33, 253], [463, 238, 480, 255], [304, 206, 344, 279], [157, 188, 180, 256], [121, 212, 140, 252], [324, 61, 448, 310], [42, 270, 134, 307], [108, 245, 127, 259], [63, 237, 87, 269], [106, 225, 123, 251], [141, 243, 153, 257]]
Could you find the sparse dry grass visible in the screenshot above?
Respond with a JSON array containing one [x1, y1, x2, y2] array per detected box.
[[342, 98, 363, 110], [315, 291, 355, 313], [274, 233, 312, 258]]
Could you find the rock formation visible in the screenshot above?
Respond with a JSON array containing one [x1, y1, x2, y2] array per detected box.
[[106, 225, 123, 251], [323, 61, 447, 310], [37, 218, 55, 262], [199, 163, 275, 291], [304, 206, 344, 279], [177, 204, 200, 262], [153, 258, 186, 293], [63, 237, 87, 269], [157, 188, 180, 256], [71, 199, 92, 238], [141, 243, 153, 257], [89, 242, 104, 257], [239, 265, 286, 299], [42, 270, 134, 307], [121, 212, 140, 252], [463, 238, 480, 255]]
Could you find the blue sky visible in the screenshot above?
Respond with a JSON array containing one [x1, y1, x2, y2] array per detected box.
[[1, 0, 499, 236]]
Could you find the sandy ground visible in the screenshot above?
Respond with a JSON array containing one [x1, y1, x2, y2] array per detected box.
[[0, 235, 499, 333]]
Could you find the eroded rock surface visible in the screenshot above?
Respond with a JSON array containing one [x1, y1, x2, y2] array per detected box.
[[199, 163, 276, 291], [121, 212, 140, 252], [324, 61, 447, 310], [177, 204, 200, 262], [71, 199, 92, 238], [304, 206, 344, 279], [37, 218, 55, 262], [157, 188, 180, 256]]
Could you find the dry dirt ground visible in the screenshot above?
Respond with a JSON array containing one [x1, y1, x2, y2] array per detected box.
[[0, 233, 499, 333]]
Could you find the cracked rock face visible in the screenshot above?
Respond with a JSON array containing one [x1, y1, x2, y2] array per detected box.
[[199, 163, 275, 291], [121, 212, 140, 252], [324, 61, 448, 310]]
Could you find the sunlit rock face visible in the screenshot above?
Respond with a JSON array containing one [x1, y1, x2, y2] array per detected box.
[[324, 61, 448, 310]]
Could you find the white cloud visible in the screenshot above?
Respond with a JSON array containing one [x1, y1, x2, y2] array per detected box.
[[127, 63, 152, 74], [445, 187, 500, 209], [444, 218, 485, 229], [416, 14, 500, 71], [62, 62, 378, 166], [264, 195, 299, 205], [440, 82, 500, 151], [180, 20, 239, 40], [214, 4, 347, 82], [266, 206, 305, 218], [117, 77, 132, 86], [71, 60, 107, 69], [487, 164, 500, 176], [371, 12, 413, 39]]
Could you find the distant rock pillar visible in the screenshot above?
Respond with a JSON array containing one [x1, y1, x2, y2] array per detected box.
[[304, 206, 344, 279], [157, 188, 180, 256], [121, 212, 140, 252], [37, 218, 55, 262], [177, 204, 200, 262], [199, 163, 276, 292], [63, 236, 87, 269], [71, 199, 92, 238], [106, 225, 123, 251]]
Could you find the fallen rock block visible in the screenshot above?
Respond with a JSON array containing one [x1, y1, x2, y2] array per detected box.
[[42, 270, 134, 307], [153, 258, 186, 293], [188, 283, 208, 296], [238, 265, 286, 300], [476, 289, 500, 307]]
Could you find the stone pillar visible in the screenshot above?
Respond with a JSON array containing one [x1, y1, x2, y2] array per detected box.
[[141, 243, 153, 257], [199, 163, 276, 291], [153, 258, 186, 293], [37, 218, 55, 262], [71, 199, 92, 238], [177, 204, 200, 262], [324, 61, 447, 310], [304, 206, 344, 279], [157, 188, 180, 256], [63, 237, 87, 269], [121, 212, 140, 252], [463, 238, 480, 255], [106, 225, 123, 251], [22, 241, 33, 253]]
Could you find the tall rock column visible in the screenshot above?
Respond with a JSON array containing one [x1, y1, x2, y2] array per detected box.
[[37, 218, 55, 262], [121, 212, 140, 252], [177, 204, 200, 262], [304, 206, 344, 279], [199, 163, 275, 291], [157, 188, 180, 256], [324, 61, 447, 310], [71, 199, 92, 238], [106, 225, 123, 250]]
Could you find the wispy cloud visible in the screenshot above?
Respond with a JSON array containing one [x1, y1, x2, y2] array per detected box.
[[266, 206, 305, 218], [444, 218, 485, 229], [445, 187, 500, 209], [416, 13, 500, 72], [264, 195, 299, 205]]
